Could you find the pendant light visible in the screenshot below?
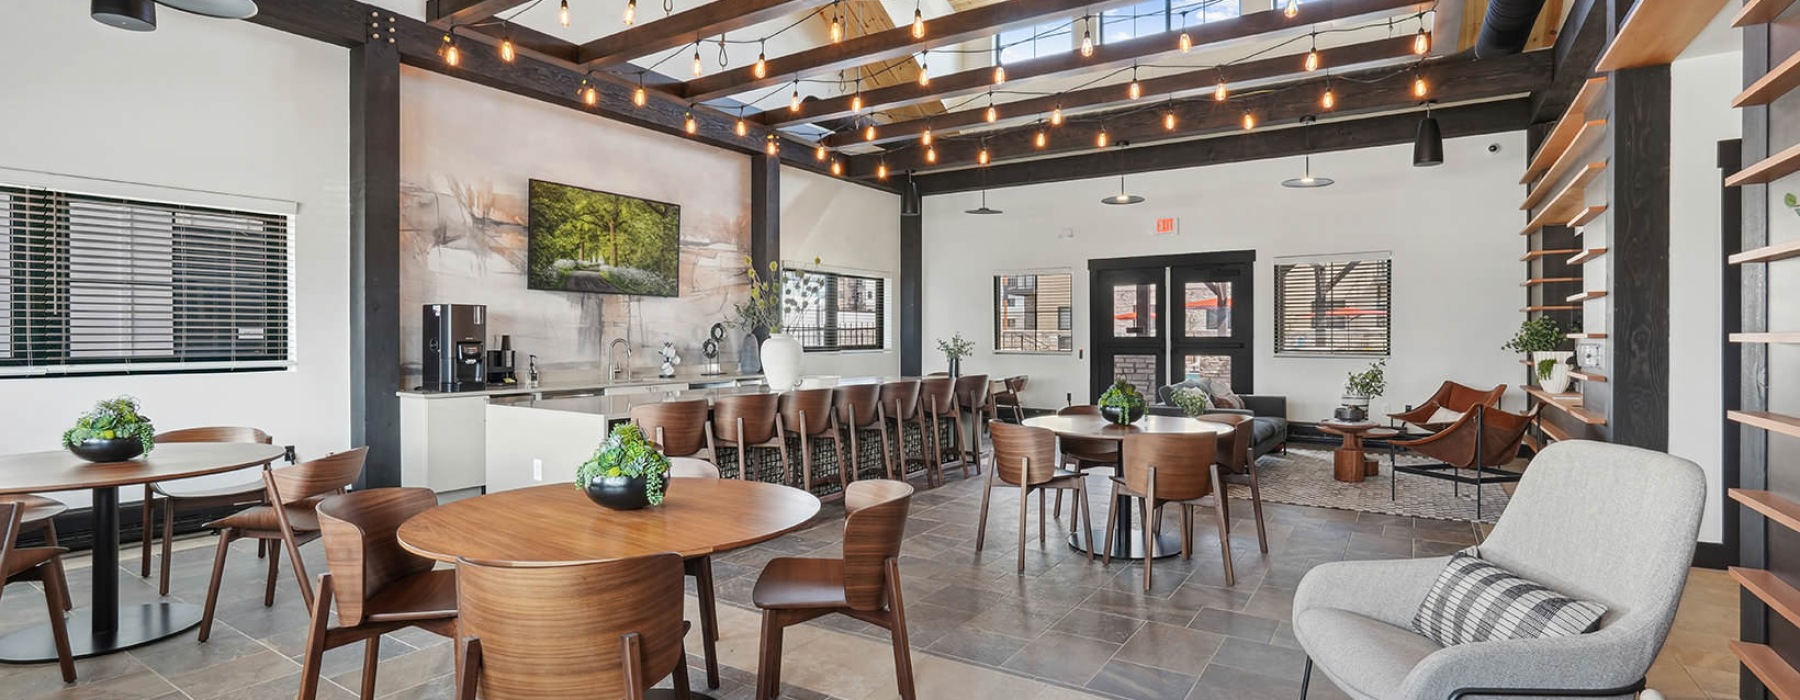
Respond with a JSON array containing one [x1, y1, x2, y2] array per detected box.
[[901, 172, 921, 217], [1102, 142, 1144, 205], [154, 0, 256, 18], [1413, 103, 1444, 167], [92, 0, 156, 31], [1282, 116, 1335, 188], [753, 42, 768, 79], [967, 162, 1003, 215]]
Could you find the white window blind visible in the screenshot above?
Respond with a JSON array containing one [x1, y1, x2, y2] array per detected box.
[[1274, 254, 1391, 356], [781, 269, 886, 352], [0, 185, 292, 377]]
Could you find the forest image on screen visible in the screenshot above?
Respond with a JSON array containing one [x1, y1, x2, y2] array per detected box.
[[527, 179, 681, 297]]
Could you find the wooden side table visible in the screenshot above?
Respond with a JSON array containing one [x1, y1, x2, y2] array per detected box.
[[1319, 421, 1379, 483]]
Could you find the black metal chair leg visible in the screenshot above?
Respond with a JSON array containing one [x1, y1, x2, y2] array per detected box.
[[1300, 656, 1312, 700]]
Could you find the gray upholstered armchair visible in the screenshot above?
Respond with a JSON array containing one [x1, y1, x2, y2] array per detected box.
[[1292, 440, 1705, 700]]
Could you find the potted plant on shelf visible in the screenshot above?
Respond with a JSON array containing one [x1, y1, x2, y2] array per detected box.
[[1503, 316, 1572, 393], [575, 424, 672, 511], [1098, 381, 1147, 425], [936, 332, 975, 377], [731, 256, 824, 392], [62, 396, 156, 463], [1337, 359, 1387, 423]]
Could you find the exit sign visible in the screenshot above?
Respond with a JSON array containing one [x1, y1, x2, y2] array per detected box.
[[1153, 217, 1180, 236]]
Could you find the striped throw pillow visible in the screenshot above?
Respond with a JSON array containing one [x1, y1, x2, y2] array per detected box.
[[1411, 552, 1607, 647]]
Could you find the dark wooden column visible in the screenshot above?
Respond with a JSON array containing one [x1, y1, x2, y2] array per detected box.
[[1604, 63, 1671, 451], [899, 182, 922, 376], [750, 154, 779, 342], [350, 38, 402, 488]]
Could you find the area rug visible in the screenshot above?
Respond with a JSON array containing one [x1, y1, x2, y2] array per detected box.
[[1225, 446, 1513, 523]]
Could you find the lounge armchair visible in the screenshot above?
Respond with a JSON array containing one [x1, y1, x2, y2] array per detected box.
[[1389, 404, 1539, 522], [1388, 381, 1506, 432]]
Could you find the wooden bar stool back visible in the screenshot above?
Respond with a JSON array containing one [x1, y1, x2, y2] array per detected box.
[[875, 380, 921, 482], [631, 399, 712, 459], [1107, 432, 1231, 589], [455, 553, 690, 700], [918, 377, 959, 486], [952, 374, 991, 475], [709, 393, 788, 482], [298, 488, 457, 700], [752, 480, 916, 700], [0, 494, 71, 611], [780, 388, 843, 494], [197, 447, 367, 642], [144, 426, 282, 595], [0, 502, 75, 682], [833, 384, 882, 482], [979, 421, 1092, 572]]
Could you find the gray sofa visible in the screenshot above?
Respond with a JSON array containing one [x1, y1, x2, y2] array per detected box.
[[1156, 380, 1287, 461]]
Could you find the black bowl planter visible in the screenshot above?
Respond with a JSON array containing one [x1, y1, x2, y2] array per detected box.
[[584, 474, 661, 511], [1101, 405, 1146, 425], [69, 437, 146, 463]]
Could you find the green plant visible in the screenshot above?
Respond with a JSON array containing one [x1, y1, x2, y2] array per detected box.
[[1343, 359, 1387, 399], [575, 424, 672, 505], [1098, 381, 1146, 424], [730, 256, 824, 334], [1785, 192, 1799, 216], [1169, 387, 1212, 417], [1501, 316, 1563, 355], [936, 333, 975, 364], [62, 396, 156, 455], [1536, 358, 1560, 382]]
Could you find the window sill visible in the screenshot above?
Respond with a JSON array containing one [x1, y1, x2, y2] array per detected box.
[[802, 348, 890, 355], [993, 351, 1073, 356], [1273, 352, 1391, 359]]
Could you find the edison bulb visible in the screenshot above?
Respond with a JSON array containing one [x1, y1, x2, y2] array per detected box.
[[851, 93, 863, 112], [1179, 32, 1191, 52], [921, 128, 932, 146], [1304, 49, 1319, 72], [926, 146, 937, 163], [911, 9, 924, 38], [684, 113, 697, 134], [986, 105, 998, 123], [559, 0, 570, 27], [790, 89, 801, 112], [443, 41, 460, 66], [830, 16, 842, 42], [1241, 112, 1255, 130], [692, 50, 703, 77], [1321, 87, 1336, 110], [499, 38, 515, 63], [1163, 111, 1176, 130], [1034, 130, 1047, 148], [993, 66, 1006, 84], [1413, 76, 1428, 98], [864, 124, 876, 141], [736, 118, 748, 137], [766, 139, 778, 155], [1128, 80, 1141, 100], [624, 0, 635, 25], [584, 86, 598, 106], [1050, 106, 1063, 125], [753, 53, 768, 79], [978, 148, 989, 165], [1096, 130, 1109, 148], [831, 160, 843, 175], [1080, 31, 1094, 57], [1214, 80, 1228, 101], [1413, 28, 1430, 55], [815, 145, 827, 160], [633, 86, 647, 107], [917, 64, 930, 86], [1283, 0, 1299, 18], [877, 162, 889, 179]]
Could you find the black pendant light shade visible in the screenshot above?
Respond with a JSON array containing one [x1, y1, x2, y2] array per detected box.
[[156, 0, 258, 18], [965, 190, 1003, 215], [1102, 176, 1145, 205], [901, 174, 921, 217], [1413, 112, 1444, 167], [92, 0, 157, 31]]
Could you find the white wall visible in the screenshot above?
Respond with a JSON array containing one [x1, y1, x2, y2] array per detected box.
[[779, 166, 903, 377], [920, 132, 1528, 420], [0, 3, 352, 506]]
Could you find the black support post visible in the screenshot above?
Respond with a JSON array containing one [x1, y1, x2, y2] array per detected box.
[[349, 39, 402, 488], [899, 185, 922, 376], [750, 154, 780, 343], [1605, 64, 1671, 452]]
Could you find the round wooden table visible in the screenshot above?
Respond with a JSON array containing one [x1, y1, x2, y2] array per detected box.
[[1319, 421, 1383, 483], [1021, 414, 1235, 561], [0, 442, 285, 662]]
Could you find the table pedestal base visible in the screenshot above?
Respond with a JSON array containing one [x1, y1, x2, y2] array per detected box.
[[1068, 529, 1182, 560], [1333, 450, 1367, 483], [0, 603, 202, 662]]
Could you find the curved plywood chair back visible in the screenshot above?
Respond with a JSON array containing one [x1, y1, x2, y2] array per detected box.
[[315, 487, 439, 626], [779, 388, 837, 437], [987, 421, 1060, 488], [630, 399, 710, 457], [267, 447, 368, 506], [713, 394, 782, 443], [834, 384, 881, 429], [840, 480, 913, 611], [1121, 433, 1217, 502], [953, 375, 991, 411], [878, 381, 921, 422], [918, 377, 956, 415], [156, 426, 273, 444]]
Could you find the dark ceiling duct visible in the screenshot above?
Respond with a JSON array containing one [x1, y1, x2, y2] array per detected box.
[[1475, 0, 1550, 58]]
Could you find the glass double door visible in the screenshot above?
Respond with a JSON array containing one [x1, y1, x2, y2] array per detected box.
[[1089, 257, 1253, 400]]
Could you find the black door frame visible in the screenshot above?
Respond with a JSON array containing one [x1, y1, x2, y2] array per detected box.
[[1089, 266, 1165, 400], [1088, 250, 1257, 400], [1169, 261, 1255, 394]]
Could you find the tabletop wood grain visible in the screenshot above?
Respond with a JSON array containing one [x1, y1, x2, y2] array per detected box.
[[396, 478, 823, 565], [1021, 414, 1236, 441], [0, 443, 287, 495]]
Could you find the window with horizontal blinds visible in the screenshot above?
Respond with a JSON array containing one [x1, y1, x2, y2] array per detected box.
[[995, 272, 1073, 353], [0, 185, 292, 377], [781, 269, 886, 352], [1274, 256, 1391, 356]]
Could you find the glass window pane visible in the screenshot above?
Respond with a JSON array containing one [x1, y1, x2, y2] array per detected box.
[[1182, 354, 1233, 395], [997, 21, 1073, 64], [1171, 0, 1240, 25], [1184, 281, 1233, 338], [1111, 353, 1159, 393], [1102, 0, 1168, 43], [995, 272, 1072, 353], [1110, 283, 1158, 338]]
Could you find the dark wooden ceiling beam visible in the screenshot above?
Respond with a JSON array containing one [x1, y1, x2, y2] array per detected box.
[[852, 49, 1550, 176], [577, 0, 840, 68], [463, 21, 582, 63], [761, 0, 1428, 128], [911, 97, 1531, 194], [677, 0, 1149, 102], [823, 35, 1418, 149], [428, 0, 531, 28]]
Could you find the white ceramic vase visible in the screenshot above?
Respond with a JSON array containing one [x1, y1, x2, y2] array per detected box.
[[1532, 351, 1575, 394], [761, 333, 804, 392]]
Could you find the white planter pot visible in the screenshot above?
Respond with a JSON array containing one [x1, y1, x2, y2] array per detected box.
[[1532, 351, 1575, 394], [761, 333, 804, 392]]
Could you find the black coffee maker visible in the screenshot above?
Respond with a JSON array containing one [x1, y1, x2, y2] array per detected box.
[[423, 304, 487, 391]]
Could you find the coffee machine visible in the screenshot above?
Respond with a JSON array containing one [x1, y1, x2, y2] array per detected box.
[[487, 334, 518, 385], [423, 304, 487, 391]]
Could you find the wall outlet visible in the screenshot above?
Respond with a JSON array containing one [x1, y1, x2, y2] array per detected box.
[[532, 458, 543, 482]]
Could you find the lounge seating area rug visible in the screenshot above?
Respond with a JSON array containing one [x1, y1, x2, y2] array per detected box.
[[1226, 446, 1514, 523]]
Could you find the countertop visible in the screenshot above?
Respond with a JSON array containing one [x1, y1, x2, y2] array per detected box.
[[397, 372, 762, 399], [486, 375, 903, 416]]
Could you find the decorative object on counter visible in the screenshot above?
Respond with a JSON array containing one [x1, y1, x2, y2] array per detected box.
[[486, 334, 518, 385], [731, 256, 825, 392], [1338, 359, 1387, 422], [701, 323, 726, 375], [575, 424, 671, 510], [1097, 381, 1147, 425], [1502, 317, 1570, 392], [936, 332, 975, 377], [658, 341, 682, 378], [526, 353, 540, 389], [63, 396, 156, 463]]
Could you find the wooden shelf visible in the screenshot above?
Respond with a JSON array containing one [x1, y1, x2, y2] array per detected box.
[[1568, 332, 1607, 339], [1521, 78, 1609, 185], [1733, 333, 1800, 343], [1568, 370, 1606, 383], [1735, 0, 1798, 27], [1522, 277, 1582, 286], [1521, 164, 1606, 235], [1522, 249, 1581, 261], [1595, 0, 1732, 72], [1734, 567, 1800, 629], [1569, 205, 1608, 228], [1733, 641, 1800, 700], [1524, 386, 1606, 425], [1521, 121, 1608, 210], [1732, 488, 1800, 534], [1567, 290, 1608, 302], [1731, 240, 1800, 265], [1567, 248, 1608, 265], [1523, 305, 1578, 312], [1538, 419, 1573, 443], [1728, 142, 1800, 188], [1730, 410, 1800, 439], [1736, 50, 1800, 107]]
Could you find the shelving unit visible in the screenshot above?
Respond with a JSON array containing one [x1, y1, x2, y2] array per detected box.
[[1594, 0, 1732, 71], [1733, 333, 1800, 343], [1728, 142, 1800, 187], [1522, 277, 1582, 286], [1522, 249, 1581, 261], [1733, 642, 1800, 699], [1730, 410, 1800, 439], [1735, 50, 1800, 107], [1566, 290, 1608, 302], [1733, 567, 1800, 628], [1568, 332, 1607, 339], [1521, 78, 1609, 185], [1735, 0, 1798, 26], [1568, 370, 1606, 383], [1733, 488, 1800, 534], [1730, 239, 1800, 265], [1524, 386, 1607, 425], [1569, 205, 1607, 228], [1522, 305, 1578, 312], [1537, 419, 1572, 443], [1568, 248, 1608, 265], [1520, 164, 1606, 235], [1522, 121, 1608, 212]]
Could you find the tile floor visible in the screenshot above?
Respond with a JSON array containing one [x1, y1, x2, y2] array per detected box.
[[0, 468, 1740, 700]]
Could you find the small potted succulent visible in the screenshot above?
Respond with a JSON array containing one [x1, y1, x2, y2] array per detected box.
[[575, 423, 672, 511], [1338, 359, 1387, 422], [936, 332, 975, 377], [62, 396, 156, 463], [1098, 381, 1147, 425]]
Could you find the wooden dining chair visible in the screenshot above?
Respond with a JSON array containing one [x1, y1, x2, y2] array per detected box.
[[298, 487, 458, 700], [980, 421, 1093, 573], [1052, 405, 1119, 521], [1105, 432, 1231, 589], [0, 494, 71, 611], [834, 384, 883, 482], [142, 426, 285, 596], [631, 399, 713, 460], [952, 374, 992, 476], [1194, 413, 1269, 554], [709, 394, 789, 482], [752, 480, 915, 700], [780, 388, 844, 494], [0, 502, 75, 683], [665, 458, 724, 689], [992, 376, 1029, 423], [198, 447, 368, 642], [455, 552, 692, 700], [876, 380, 921, 482], [917, 377, 959, 487]]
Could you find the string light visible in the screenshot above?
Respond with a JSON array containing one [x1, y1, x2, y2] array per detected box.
[[736, 114, 748, 137], [1214, 77, 1228, 101], [440, 31, 460, 66], [790, 84, 802, 112], [1035, 129, 1047, 148], [1321, 85, 1337, 110], [583, 83, 598, 107], [1304, 34, 1319, 72], [559, 0, 570, 27], [851, 91, 863, 113], [1413, 27, 1430, 55], [1164, 109, 1176, 131], [691, 45, 703, 76], [633, 83, 647, 107], [985, 94, 998, 123], [864, 123, 877, 141], [1127, 66, 1141, 100], [1413, 73, 1428, 98], [1283, 0, 1299, 19], [831, 159, 843, 175], [1096, 127, 1109, 148], [978, 147, 990, 165], [917, 57, 930, 86], [815, 144, 827, 160], [765, 136, 779, 155], [911, 3, 925, 39], [1080, 17, 1095, 57], [753, 43, 768, 79], [877, 161, 889, 180], [921, 128, 933, 146], [1241, 111, 1256, 130], [1050, 105, 1063, 126], [926, 146, 937, 163], [1179, 31, 1192, 52], [684, 111, 697, 134], [993, 65, 1006, 85], [624, 0, 635, 25], [499, 26, 515, 63], [829, 3, 842, 43]]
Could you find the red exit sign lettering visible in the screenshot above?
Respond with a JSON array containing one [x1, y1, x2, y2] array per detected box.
[[1153, 217, 1179, 236]]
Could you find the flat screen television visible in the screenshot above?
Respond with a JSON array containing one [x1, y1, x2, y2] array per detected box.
[[526, 179, 681, 297]]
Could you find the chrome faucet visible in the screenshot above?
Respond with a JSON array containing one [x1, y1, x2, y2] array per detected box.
[[608, 338, 633, 382]]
